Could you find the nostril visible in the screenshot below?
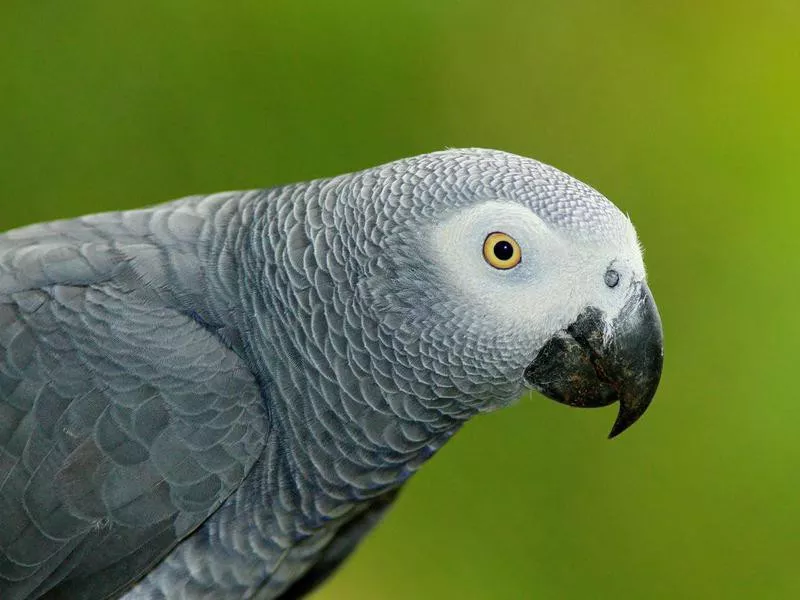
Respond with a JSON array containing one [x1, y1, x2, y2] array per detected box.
[[604, 268, 620, 288]]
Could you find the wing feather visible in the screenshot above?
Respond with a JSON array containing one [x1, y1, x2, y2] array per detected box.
[[0, 227, 268, 599]]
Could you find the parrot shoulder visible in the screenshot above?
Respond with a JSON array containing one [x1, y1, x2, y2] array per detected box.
[[0, 274, 268, 598]]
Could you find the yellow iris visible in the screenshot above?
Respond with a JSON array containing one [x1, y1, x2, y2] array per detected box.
[[483, 232, 521, 270]]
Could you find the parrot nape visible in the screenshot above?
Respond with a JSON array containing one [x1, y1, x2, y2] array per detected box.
[[0, 149, 663, 599]]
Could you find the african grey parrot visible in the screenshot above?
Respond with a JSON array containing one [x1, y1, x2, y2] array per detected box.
[[0, 148, 663, 599]]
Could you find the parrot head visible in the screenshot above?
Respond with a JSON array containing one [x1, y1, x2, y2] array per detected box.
[[353, 148, 663, 437]]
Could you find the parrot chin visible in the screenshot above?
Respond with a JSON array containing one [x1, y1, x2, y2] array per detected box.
[[523, 282, 664, 438]]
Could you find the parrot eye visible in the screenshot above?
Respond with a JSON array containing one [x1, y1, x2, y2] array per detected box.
[[483, 232, 521, 270]]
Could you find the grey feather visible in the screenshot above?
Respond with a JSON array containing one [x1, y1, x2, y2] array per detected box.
[[0, 148, 652, 599]]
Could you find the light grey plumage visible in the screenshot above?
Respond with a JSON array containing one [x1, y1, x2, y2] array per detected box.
[[0, 149, 663, 599]]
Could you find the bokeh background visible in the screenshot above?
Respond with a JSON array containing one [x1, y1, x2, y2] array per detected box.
[[2, 1, 798, 598]]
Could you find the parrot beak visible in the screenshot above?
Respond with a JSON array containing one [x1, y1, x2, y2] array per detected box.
[[523, 282, 664, 438]]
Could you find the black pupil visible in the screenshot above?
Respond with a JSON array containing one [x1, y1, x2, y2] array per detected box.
[[493, 240, 514, 261]]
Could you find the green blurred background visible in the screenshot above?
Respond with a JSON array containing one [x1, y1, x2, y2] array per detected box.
[[1, 1, 798, 598]]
